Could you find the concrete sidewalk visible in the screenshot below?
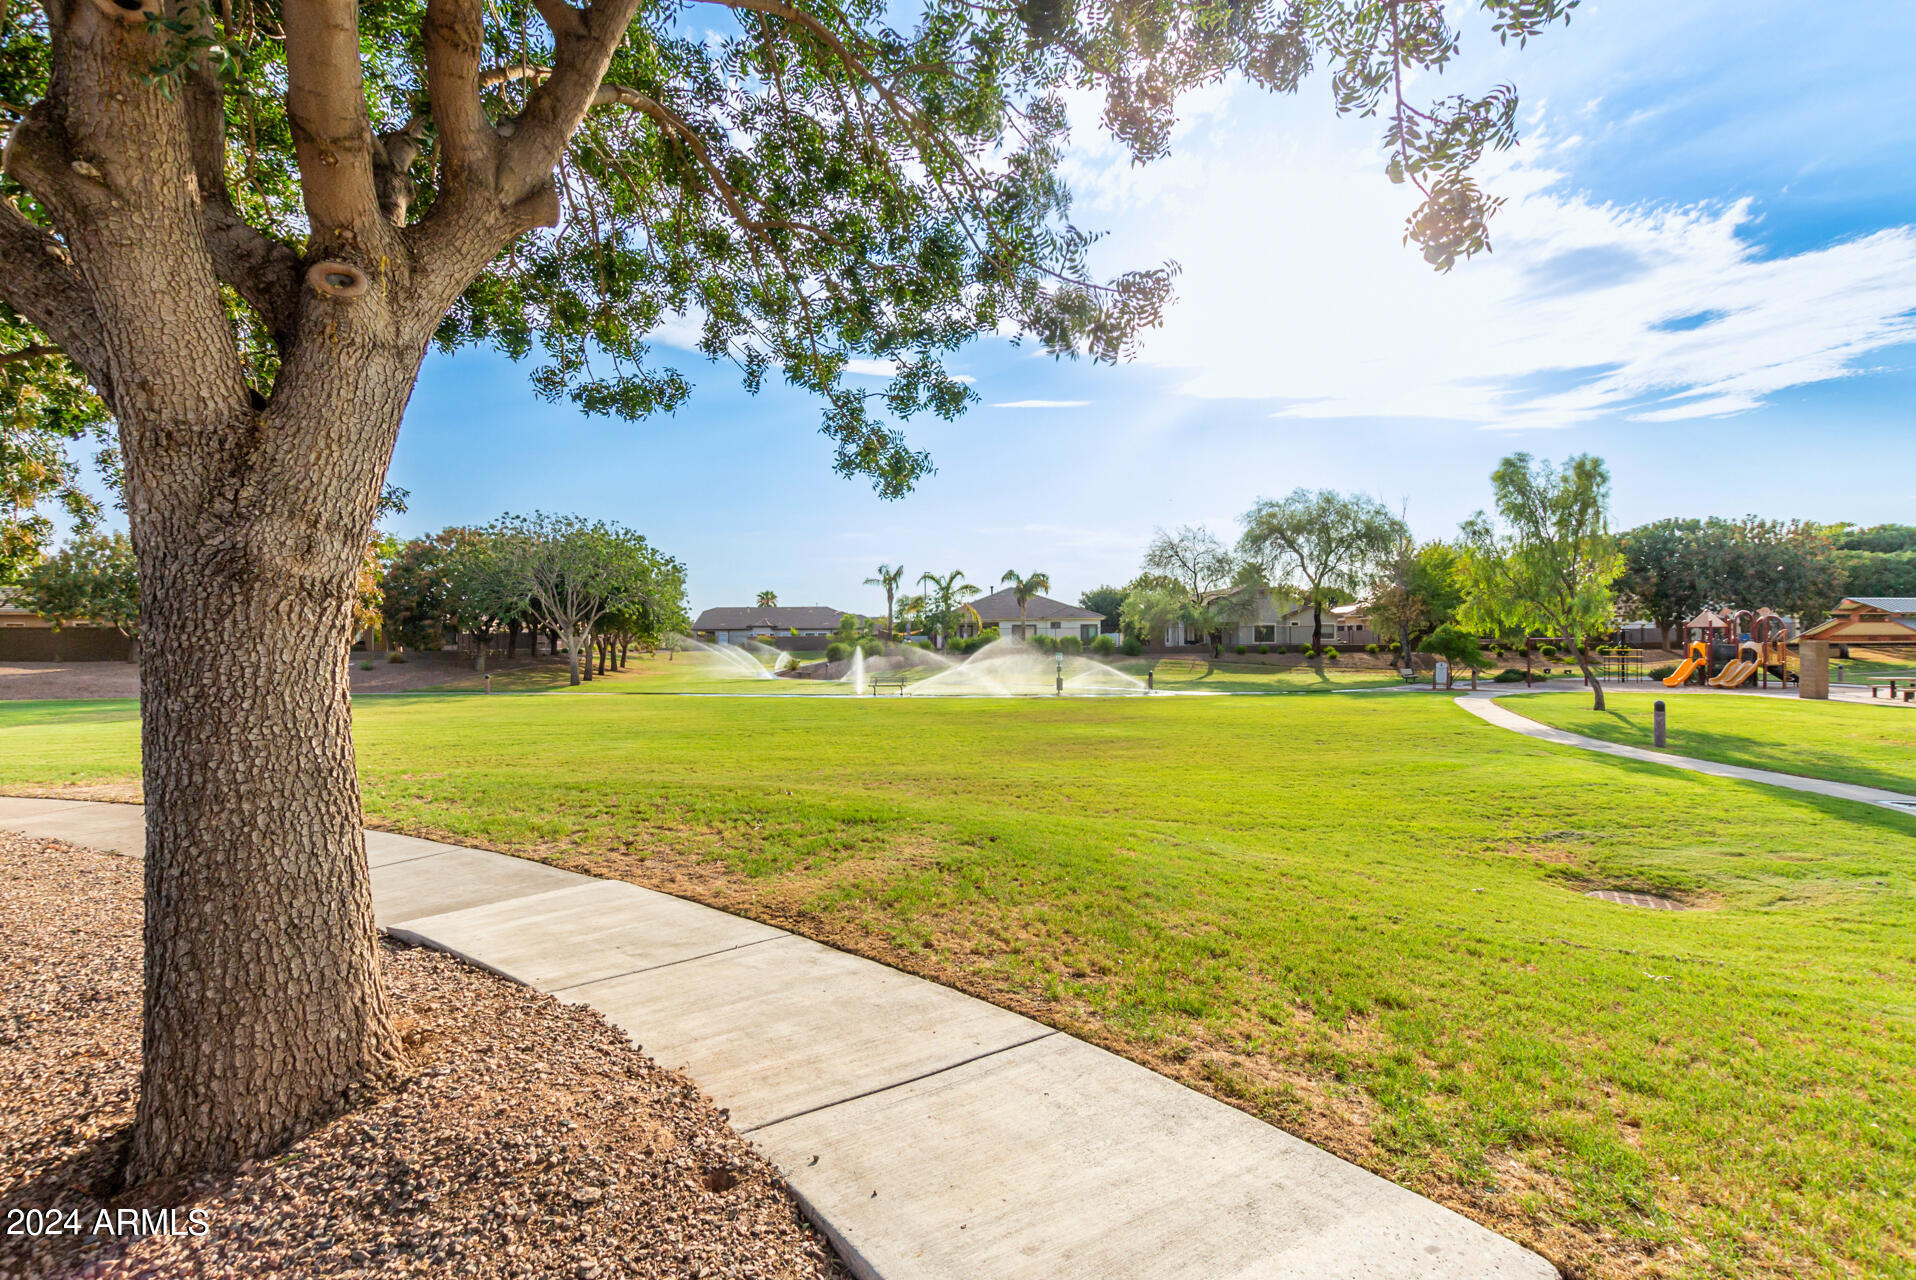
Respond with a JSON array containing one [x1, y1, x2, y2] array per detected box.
[[1, 795, 1555, 1280], [1460, 692, 1916, 812]]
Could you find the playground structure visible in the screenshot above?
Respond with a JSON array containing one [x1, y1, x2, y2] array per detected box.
[[1661, 608, 1796, 690]]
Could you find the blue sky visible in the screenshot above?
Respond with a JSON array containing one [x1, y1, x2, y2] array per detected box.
[[389, 0, 1916, 617]]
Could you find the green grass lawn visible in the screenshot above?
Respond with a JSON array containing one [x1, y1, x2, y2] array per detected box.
[[410, 650, 1415, 696], [1115, 656, 1409, 692], [1507, 690, 1916, 796], [3, 693, 1912, 1278]]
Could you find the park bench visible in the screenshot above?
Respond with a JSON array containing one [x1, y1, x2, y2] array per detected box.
[[868, 676, 909, 696]]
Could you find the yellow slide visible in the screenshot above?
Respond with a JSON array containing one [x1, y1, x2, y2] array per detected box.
[[1662, 656, 1702, 686], [1663, 642, 1707, 687], [1707, 659, 1757, 688]]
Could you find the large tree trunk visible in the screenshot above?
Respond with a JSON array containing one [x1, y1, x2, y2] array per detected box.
[[123, 359, 414, 1184]]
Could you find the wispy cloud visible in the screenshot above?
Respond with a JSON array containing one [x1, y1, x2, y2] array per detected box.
[[1060, 85, 1916, 432], [992, 399, 1091, 409]]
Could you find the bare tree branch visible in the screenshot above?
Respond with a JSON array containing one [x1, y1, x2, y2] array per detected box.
[[424, 0, 496, 197], [0, 199, 112, 390], [200, 205, 303, 341], [528, 0, 586, 39], [497, 0, 647, 198], [283, 0, 389, 250]]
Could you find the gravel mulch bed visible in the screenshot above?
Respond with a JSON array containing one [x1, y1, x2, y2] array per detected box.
[[0, 831, 846, 1280]]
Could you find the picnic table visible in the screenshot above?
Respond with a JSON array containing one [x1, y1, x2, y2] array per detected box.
[[1867, 677, 1916, 700]]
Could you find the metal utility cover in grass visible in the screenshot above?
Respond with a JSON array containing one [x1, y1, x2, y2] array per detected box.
[[1586, 889, 1682, 910]]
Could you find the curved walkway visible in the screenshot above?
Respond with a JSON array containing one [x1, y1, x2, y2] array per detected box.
[[1457, 691, 1916, 813], [0, 794, 1554, 1280]]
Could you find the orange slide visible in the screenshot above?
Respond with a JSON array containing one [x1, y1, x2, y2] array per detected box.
[[1708, 642, 1762, 688], [1663, 642, 1707, 687]]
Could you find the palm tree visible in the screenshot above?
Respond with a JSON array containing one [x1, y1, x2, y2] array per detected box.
[[893, 593, 926, 642], [917, 569, 979, 651], [863, 563, 906, 641], [999, 569, 1051, 642], [756, 590, 778, 607]]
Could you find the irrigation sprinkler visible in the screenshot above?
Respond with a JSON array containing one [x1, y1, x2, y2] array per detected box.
[[1653, 699, 1666, 748]]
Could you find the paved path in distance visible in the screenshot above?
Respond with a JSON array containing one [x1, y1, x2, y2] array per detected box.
[[0, 794, 1554, 1279], [1458, 692, 1916, 812]]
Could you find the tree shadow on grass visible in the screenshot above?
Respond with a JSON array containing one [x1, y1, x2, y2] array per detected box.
[[1523, 742, 1916, 844], [1503, 700, 1916, 799]]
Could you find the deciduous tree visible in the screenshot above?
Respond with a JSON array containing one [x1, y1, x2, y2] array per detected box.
[[1239, 489, 1404, 652], [1141, 526, 1235, 598], [14, 530, 137, 657], [0, 0, 1572, 1180], [1460, 454, 1623, 710], [1078, 584, 1125, 634]]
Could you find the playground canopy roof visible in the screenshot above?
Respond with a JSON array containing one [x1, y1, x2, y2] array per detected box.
[[1801, 598, 1916, 645]]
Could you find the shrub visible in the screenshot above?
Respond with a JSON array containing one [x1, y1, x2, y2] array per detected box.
[[914, 640, 933, 650], [1235, 644, 1248, 655], [1302, 646, 1318, 658], [1539, 644, 1558, 658], [386, 650, 406, 663], [1364, 643, 1379, 654], [1323, 646, 1339, 660], [825, 641, 851, 661], [1092, 635, 1118, 656], [1647, 664, 1677, 680], [1257, 646, 1269, 655], [1493, 667, 1528, 683], [858, 637, 882, 657], [358, 661, 374, 671], [1120, 636, 1144, 657], [1029, 634, 1058, 653], [1060, 636, 1083, 654]]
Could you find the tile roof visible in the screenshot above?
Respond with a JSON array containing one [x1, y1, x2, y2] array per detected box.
[[969, 587, 1105, 622]]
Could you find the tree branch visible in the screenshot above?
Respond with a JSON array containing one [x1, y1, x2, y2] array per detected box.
[[283, 0, 388, 250], [497, 0, 646, 199], [0, 199, 111, 391], [423, 0, 495, 198], [200, 205, 303, 342]]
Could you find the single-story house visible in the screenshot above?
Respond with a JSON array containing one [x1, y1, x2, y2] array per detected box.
[[1800, 597, 1916, 647], [693, 605, 848, 645], [966, 588, 1106, 644], [1160, 588, 1378, 649]]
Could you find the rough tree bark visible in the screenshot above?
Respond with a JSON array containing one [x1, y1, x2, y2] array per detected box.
[[1, 0, 640, 1182]]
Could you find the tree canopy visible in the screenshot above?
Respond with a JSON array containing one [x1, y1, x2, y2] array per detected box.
[[1459, 453, 1621, 709], [1, 0, 1577, 526], [1238, 487, 1402, 650]]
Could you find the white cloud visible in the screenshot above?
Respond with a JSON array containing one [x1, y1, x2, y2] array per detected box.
[[992, 399, 1091, 409], [836, 358, 977, 383], [1061, 87, 1916, 431]]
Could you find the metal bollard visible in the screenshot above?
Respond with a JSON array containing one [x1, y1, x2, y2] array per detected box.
[[1653, 699, 1666, 749], [1147, 669, 1154, 692], [485, 673, 492, 695]]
